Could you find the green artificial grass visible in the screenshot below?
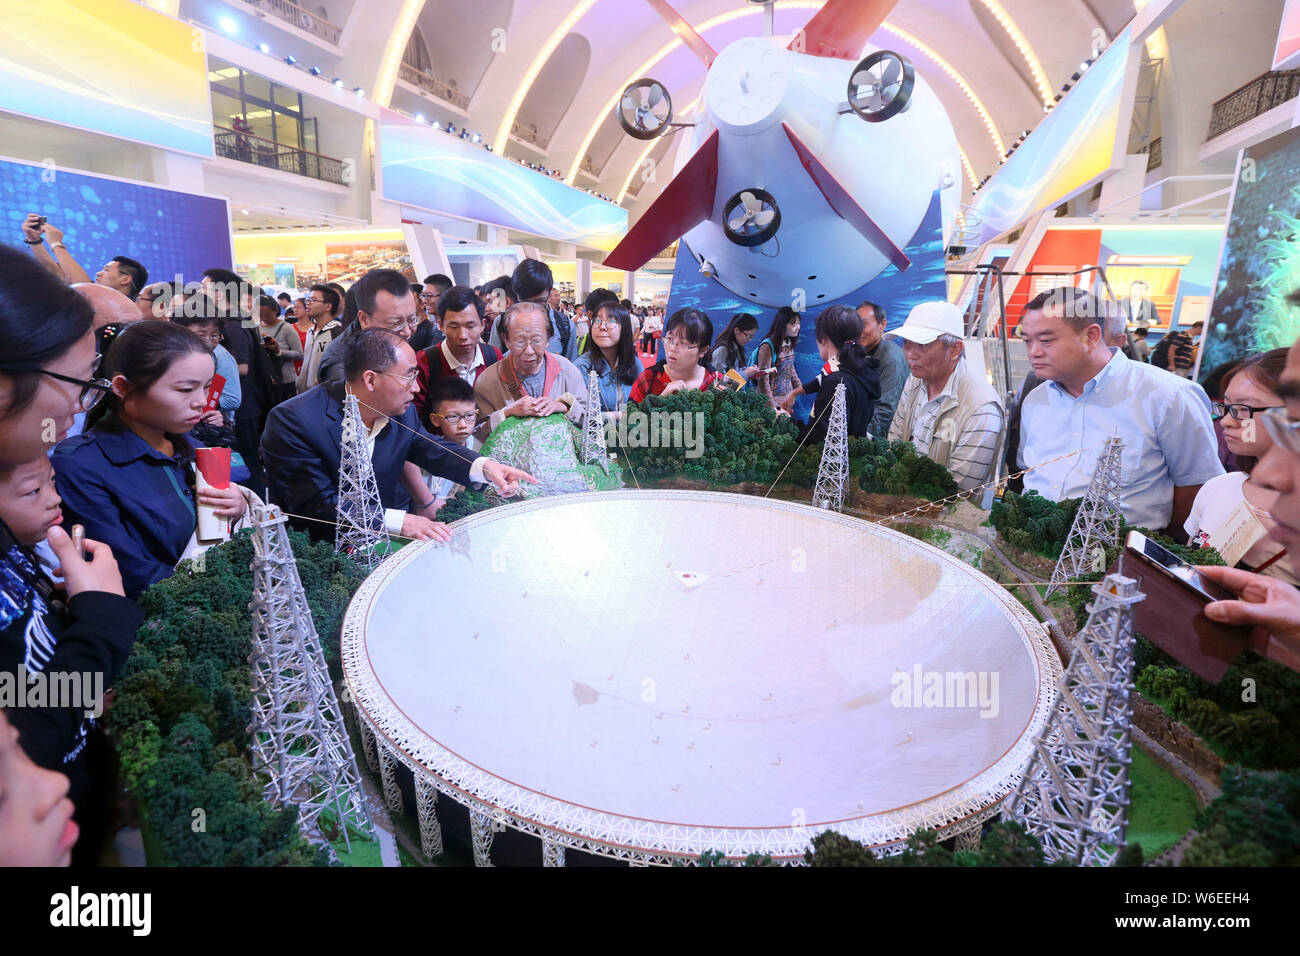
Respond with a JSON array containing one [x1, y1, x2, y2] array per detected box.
[[333, 836, 384, 867], [1127, 745, 1198, 859]]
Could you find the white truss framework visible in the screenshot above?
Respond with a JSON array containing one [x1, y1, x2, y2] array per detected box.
[[336, 390, 391, 570], [1011, 573, 1143, 866], [1047, 436, 1125, 597], [812, 383, 850, 512], [340, 491, 1062, 865], [248, 505, 374, 856], [580, 368, 609, 468]]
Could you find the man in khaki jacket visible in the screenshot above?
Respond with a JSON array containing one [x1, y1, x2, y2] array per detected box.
[[888, 301, 1005, 491]]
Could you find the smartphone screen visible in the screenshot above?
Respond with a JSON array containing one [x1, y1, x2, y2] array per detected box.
[[1126, 531, 1232, 603]]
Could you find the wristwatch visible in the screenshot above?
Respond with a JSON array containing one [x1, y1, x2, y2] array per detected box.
[[23, 236, 42, 245]]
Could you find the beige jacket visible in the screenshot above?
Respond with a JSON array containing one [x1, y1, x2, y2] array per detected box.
[[889, 356, 1003, 480], [474, 352, 587, 442]]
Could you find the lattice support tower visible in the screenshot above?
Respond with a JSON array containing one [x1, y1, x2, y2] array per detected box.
[[335, 390, 391, 570], [580, 368, 609, 470], [414, 777, 445, 858], [812, 382, 850, 512], [1046, 435, 1125, 596], [377, 741, 404, 814], [542, 839, 566, 867], [469, 808, 496, 867], [1010, 573, 1144, 866], [247, 504, 374, 859]]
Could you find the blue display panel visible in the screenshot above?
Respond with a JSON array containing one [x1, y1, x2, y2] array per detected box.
[[971, 27, 1135, 242], [0, 157, 232, 282]]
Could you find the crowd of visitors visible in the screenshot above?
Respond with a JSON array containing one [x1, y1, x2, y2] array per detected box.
[[5, 211, 1300, 869]]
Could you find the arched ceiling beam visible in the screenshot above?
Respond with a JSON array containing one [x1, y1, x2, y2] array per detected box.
[[975, 0, 1054, 105], [373, 0, 425, 106], [492, 0, 603, 155]]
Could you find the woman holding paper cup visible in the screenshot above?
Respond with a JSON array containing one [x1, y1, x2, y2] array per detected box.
[[53, 322, 255, 599]]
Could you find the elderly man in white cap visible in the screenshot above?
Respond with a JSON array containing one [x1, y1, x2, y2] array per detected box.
[[888, 301, 1005, 491]]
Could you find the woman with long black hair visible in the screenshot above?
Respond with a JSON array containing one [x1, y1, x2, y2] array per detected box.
[[800, 305, 881, 443], [710, 312, 761, 379], [751, 306, 803, 407], [0, 245, 142, 864], [53, 321, 254, 600], [629, 308, 722, 402], [574, 301, 644, 417]]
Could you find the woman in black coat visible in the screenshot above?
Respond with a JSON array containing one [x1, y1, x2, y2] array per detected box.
[[800, 305, 882, 443]]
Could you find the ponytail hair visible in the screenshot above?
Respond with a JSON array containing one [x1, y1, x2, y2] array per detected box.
[[815, 305, 870, 374], [89, 321, 213, 458]]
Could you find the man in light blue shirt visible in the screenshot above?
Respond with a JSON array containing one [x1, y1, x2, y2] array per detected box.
[[1017, 288, 1223, 534]]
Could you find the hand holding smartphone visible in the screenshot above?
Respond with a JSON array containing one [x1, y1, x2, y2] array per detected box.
[[1118, 531, 1258, 681]]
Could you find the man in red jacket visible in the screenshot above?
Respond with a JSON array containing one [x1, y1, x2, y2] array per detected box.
[[414, 285, 500, 426]]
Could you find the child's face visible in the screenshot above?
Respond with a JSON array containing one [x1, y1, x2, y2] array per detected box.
[[430, 400, 477, 444], [0, 457, 63, 546], [188, 323, 222, 351]]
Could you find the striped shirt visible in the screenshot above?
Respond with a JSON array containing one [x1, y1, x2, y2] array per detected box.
[[908, 384, 1005, 491]]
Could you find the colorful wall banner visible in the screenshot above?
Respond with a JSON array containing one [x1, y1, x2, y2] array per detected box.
[[0, 0, 213, 157], [379, 110, 628, 252], [235, 229, 407, 289], [1204, 126, 1300, 374], [1006, 225, 1222, 333], [0, 156, 231, 280], [1274, 0, 1300, 70], [971, 26, 1136, 242]]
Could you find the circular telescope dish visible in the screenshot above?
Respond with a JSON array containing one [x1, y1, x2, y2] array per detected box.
[[342, 491, 1060, 863]]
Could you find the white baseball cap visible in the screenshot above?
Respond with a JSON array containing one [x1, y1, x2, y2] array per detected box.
[[890, 301, 964, 345]]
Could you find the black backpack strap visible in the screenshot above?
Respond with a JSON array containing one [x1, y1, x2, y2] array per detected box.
[[555, 307, 572, 356]]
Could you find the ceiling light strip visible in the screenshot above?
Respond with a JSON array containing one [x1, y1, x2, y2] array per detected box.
[[374, 0, 425, 106], [976, 0, 1053, 105], [493, 0, 602, 155]]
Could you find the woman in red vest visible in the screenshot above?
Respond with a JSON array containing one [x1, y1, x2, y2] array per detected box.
[[629, 308, 721, 403]]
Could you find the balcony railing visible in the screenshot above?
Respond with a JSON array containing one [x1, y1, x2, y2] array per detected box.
[[214, 125, 349, 185], [397, 62, 470, 109], [241, 0, 342, 44], [1135, 136, 1162, 172], [1206, 69, 1300, 140], [510, 121, 549, 149]]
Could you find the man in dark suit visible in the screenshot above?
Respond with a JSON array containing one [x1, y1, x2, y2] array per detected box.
[[261, 328, 533, 542], [1121, 279, 1161, 329]]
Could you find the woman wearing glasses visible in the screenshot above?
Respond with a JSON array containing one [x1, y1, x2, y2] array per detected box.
[[629, 308, 721, 403], [52, 322, 254, 600], [0, 247, 144, 864], [573, 302, 643, 418], [1185, 349, 1297, 583]]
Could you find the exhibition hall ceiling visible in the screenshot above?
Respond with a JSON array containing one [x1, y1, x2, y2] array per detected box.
[[369, 0, 1284, 215]]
